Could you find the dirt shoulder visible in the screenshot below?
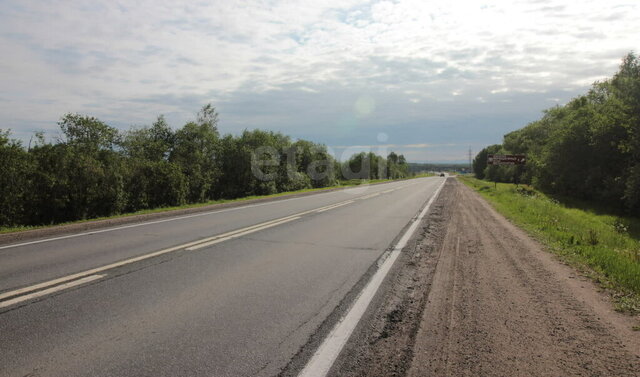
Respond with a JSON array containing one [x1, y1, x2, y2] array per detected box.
[[332, 178, 640, 377]]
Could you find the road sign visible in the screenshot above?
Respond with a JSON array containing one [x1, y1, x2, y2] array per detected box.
[[488, 154, 526, 165]]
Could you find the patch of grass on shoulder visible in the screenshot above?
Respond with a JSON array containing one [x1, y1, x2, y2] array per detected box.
[[459, 176, 640, 314], [411, 172, 437, 178], [338, 178, 391, 186]]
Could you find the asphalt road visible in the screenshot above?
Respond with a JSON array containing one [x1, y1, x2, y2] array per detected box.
[[0, 177, 444, 377]]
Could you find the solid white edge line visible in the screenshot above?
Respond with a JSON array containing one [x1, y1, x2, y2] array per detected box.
[[0, 178, 437, 251], [297, 178, 446, 377], [0, 274, 105, 309]]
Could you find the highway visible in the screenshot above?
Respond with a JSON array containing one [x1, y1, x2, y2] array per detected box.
[[0, 177, 445, 377]]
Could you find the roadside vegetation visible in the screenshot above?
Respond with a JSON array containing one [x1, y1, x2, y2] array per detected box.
[[0, 105, 411, 230], [473, 53, 640, 215], [461, 176, 640, 314]]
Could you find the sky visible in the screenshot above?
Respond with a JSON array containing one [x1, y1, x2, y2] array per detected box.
[[0, 0, 638, 162]]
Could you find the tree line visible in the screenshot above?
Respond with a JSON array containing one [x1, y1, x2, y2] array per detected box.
[[0, 105, 409, 227], [473, 53, 640, 214]]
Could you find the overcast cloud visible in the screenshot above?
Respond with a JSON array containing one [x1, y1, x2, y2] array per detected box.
[[0, 0, 637, 162]]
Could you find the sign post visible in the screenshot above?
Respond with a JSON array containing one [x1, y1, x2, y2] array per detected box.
[[487, 154, 526, 189]]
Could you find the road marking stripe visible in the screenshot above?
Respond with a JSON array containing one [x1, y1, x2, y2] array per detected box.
[[0, 215, 309, 301], [0, 196, 321, 251], [0, 181, 426, 304], [0, 236, 215, 301], [298, 178, 446, 377], [0, 275, 104, 309], [315, 200, 354, 213], [0, 200, 355, 301], [186, 217, 301, 251], [0, 179, 425, 251], [358, 192, 380, 200]]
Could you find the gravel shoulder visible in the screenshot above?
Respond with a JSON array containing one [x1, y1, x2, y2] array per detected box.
[[331, 178, 640, 377]]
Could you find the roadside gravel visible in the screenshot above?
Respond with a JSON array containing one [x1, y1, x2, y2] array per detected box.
[[331, 178, 640, 377]]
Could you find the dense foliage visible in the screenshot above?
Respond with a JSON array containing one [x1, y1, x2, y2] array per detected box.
[[473, 53, 640, 214], [0, 106, 409, 227]]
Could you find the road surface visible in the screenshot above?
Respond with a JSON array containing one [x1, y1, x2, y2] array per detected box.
[[0, 177, 445, 377]]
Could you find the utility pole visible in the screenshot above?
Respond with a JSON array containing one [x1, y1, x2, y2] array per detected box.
[[468, 147, 472, 174]]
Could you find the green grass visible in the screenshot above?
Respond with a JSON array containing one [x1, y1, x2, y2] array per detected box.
[[460, 176, 640, 314], [338, 178, 393, 186], [0, 175, 434, 235], [411, 172, 437, 178]]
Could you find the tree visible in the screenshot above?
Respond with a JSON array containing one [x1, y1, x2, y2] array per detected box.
[[473, 145, 501, 179], [0, 130, 32, 226], [612, 53, 640, 212], [122, 115, 174, 161], [386, 152, 409, 179], [0, 103, 424, 228], [170, 105, 221, 202], [124, 160, 187, 211], [51, 114, 127, 220], [58, 113, 119, 151], [473, 52, 640, 214]]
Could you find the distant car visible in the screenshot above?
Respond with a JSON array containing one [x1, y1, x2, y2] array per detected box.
[[440, 173, 445, 177]]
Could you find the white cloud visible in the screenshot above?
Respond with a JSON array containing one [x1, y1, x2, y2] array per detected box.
[[0, 0, 638, 160]]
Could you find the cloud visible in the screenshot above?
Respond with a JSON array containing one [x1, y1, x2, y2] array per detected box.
[[0, 0, 638, 161]]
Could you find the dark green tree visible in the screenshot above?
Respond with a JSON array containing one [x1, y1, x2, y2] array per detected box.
[[170, 105, 221, 202]]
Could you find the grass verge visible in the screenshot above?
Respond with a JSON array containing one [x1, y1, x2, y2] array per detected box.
[[0, 175, 433, 234], [459, 176, 640, 315]]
